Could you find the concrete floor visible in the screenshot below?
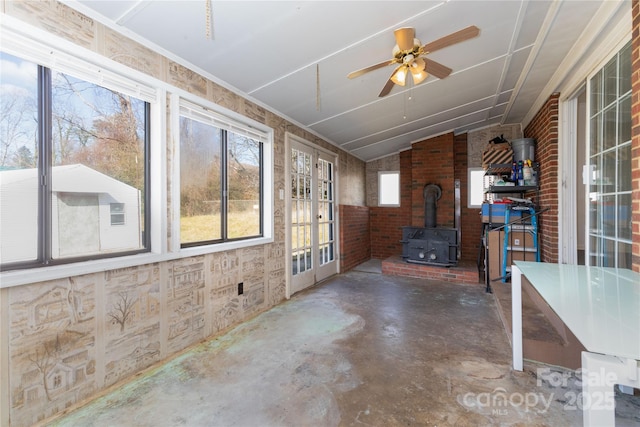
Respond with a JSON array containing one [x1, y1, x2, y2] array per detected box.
[[46, 267, 639, 426]]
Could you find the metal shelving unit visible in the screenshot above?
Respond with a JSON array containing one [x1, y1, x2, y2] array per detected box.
[[480, 162, 540, 292]]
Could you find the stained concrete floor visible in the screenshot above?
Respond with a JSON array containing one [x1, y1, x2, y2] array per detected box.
[[47, 267, 639, 427]]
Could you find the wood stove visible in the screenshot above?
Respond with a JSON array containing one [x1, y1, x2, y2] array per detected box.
[[400, 182, 460, 267]]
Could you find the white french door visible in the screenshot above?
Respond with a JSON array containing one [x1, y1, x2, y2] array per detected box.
[[288, 136, 338, 295], [585, 40, 632, 269]]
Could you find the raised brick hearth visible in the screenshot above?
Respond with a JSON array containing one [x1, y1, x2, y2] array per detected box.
[[382, 256, 482, 285]]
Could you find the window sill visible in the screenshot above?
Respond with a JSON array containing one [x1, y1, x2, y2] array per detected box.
[[0, 236, 273, 288]]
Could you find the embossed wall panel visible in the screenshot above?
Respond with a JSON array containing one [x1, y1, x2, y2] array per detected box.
[[241, 246, 265, 285], [103, 266, 161, 387], [5, 1, 95, 50], [167, 61, 207, 97], [8, 276, 97, 426], [167, 258, 207, 354], [102, 28, 163, 80]]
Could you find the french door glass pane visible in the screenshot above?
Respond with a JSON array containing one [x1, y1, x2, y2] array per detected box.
[[602, 151, 615, 191], [590, 114, 601, 156], [590, 71, 602, 115], [601, 195, 615, 238], [619, 43, 631, 96], [618, 242, 631, 269], [619, 95, 631, 143], [603, 105, 616, 151], [291, 148, 313, 276], [619, 193, 632, 240], [618, 144, 631, 192], [603, 58, 617, 107], [318, 158, 334, 266]]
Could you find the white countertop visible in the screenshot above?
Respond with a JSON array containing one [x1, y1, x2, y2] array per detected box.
[[514, 261, 640, 360]]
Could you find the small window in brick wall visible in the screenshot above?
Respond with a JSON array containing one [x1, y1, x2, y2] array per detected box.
[[468, 168, 486, 208], [378, 171, 400, 207]]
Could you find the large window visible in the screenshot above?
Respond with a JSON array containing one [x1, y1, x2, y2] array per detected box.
[[0, 51, 150, 270], [179, 101, 264, 247], [588, 41, 632, 268]]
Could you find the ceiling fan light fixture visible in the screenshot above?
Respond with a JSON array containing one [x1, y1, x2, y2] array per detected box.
[[410, 68, 428, 84], [412, 57, 426, 71], [390, 67, 408, 86]]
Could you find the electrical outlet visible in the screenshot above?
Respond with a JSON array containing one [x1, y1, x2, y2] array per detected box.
[[514, 238, 521, 246], [238, 282, 243, 295]]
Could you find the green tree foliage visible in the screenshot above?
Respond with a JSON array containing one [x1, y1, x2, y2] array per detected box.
[[13, 145, 35, 168]]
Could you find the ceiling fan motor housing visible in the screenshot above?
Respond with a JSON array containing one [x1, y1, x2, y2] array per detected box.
[[393, 38, 422, 61]]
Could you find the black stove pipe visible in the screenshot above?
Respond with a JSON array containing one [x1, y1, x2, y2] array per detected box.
[[423, 184, 442, 228]]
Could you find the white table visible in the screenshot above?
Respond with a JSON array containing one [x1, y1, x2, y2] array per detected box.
[[511, 261, 640, 427]]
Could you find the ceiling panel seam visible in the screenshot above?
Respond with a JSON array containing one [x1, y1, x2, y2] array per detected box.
[[501, 0, 562, 124], [350, 104, 496, 152], [339, 94, 498, 148], [488, 0, 529, 122], [114, 1, 150, 25]]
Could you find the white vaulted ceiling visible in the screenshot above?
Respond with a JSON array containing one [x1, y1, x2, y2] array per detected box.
[[65, 0, 629, 161]]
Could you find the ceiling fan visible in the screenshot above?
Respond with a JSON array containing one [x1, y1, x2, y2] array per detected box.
[[348, 25, 480, 97]]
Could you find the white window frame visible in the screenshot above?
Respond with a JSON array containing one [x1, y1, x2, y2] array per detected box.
[[171, 95, 274, 255], [468, 167, 486, 208], [0, 17, 166, 288], [378, 171, 400, 207]]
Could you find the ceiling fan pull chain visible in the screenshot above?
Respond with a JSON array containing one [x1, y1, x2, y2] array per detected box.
[[205, 0, 213, 40]]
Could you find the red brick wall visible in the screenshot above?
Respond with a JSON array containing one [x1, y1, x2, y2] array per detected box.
[[411, 133, 455, 228], [339, 205, 371, 272], [524, 93, 560, 263], [632, 0, 640, 272], [370, 150, 412, 259], [454, 133, 483, 262], [370, 133, 480, 263]]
